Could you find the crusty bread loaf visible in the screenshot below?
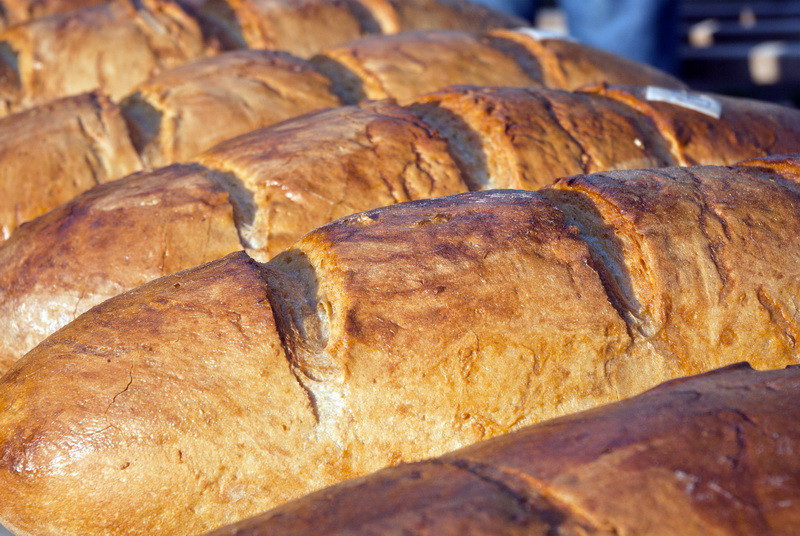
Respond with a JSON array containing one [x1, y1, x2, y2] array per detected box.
[[0, 0, 523, 116], [203, 363, 800, 536], [0, 91, 142, 240], [310, 30, 545, 103], [407, 85, 675, 189], [0, 0, 209, 111], [2, 87, 800, 373], [196, 100, 466, 257], [2, 160, 800, 536], [0, 28, 689, 237], [0, 164, 242, 366], [584, 83, 800, 165], [121, 49, 342, 167], [489, 27, 685, 91], [193, 0, 388, 54], [194, 0, 524, 53]]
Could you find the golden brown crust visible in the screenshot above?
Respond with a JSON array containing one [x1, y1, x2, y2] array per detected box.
[[407, 85, 675, 190], [122, 49, 341, 167], [0, 251, 320, 536], [489, 28, 687, 91], [584, 84, 800, 166], [196, 100, 467, 259], [195, 0, 382, 56], [0, 190, 631, 536], [310, 30, 543, 103], [3, 163, 800, 535], [0, 164, 242, 373], [0, 0, 207, 112], [205, 364, 800, 536], [0, 91, 142, 239], [546, 163, 800, 382]]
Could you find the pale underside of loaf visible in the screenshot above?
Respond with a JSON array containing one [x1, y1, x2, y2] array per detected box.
[[203, 363, 800, 536], [1, 161, 800, 535], [2, 87, 800, 374]]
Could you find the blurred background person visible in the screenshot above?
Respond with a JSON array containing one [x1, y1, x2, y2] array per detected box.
[[473, 0, 679, 73]]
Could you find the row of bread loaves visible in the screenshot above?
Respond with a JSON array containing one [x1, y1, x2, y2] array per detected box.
[[0, 27, 688, 239], [1, 156, 800, 535], [2, 85, 800, 374]]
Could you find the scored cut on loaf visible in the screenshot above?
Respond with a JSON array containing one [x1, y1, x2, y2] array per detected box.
[[3, 87, 800, 373], [0, 0, 209, 112], [0, 91, 142, 240], [488, 27, 685, 91], [203, 363, 800, 536], [2, 159, 800, 536], [583, 83, 800, 166], [309, 30, 545, 103], [407, 85, 676, 189], [121, 49, 342, 167], [0, 26, 691, 238], [0, 164, 242, 367]]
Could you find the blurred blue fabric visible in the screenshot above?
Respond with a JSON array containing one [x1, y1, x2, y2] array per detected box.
[[0, 524, 11, 535], [472, 0, 679, 73]]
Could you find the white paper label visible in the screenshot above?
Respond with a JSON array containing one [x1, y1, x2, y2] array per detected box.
[[645, 86, 722, 119], [512, 27, 576, 43]]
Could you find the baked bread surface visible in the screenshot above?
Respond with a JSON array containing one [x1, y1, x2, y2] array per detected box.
[[0, 91, 142, 240], [2, 162, 800, 535], [585, 83, 800, 166], [196, 100, 467, 259], [204, 363, 800, 536], [122, 49, 341, 166], [0, 0, 207, 111], [311, 30, 544, 103], [0, 164, 241, 373]]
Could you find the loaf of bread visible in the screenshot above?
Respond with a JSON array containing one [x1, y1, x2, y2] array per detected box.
[[1, 158, 799, 536], [0, 0, 524, 115], [0, 0, 209, 111], [203, 362, 800, 536], [586, 83, 800, 165], [0, 27, 687, 232], [121, 49, 342, 167], [489, 27, 684, 91], [0, 91, 143, 239], [3, 86, 800, 373], [311, 30, 543, 103], [195, 0, 523, 52]]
